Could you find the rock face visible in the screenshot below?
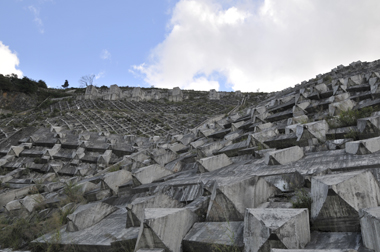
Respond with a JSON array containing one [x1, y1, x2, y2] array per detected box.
[[3, 59, 380, 251]]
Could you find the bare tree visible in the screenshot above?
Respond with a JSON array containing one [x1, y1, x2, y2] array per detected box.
[[79, 74, 95, 87]]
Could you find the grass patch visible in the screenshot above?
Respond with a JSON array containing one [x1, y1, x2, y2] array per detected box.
[[292, 188, 312, 213]]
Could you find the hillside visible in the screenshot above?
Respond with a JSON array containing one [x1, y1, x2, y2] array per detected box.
[[1, 59, 380, 252]]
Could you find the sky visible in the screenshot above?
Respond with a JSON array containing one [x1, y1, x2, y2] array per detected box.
[[2, 0, 380, 92]]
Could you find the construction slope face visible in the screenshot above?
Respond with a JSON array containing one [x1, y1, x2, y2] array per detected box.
[[1, 59, 380, 251]]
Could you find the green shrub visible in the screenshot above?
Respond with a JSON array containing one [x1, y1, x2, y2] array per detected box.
[[63, 182, 85, 204], [344, 128, 359, 140], [292, 188, 312, 212], [337, 107, 373, 127]]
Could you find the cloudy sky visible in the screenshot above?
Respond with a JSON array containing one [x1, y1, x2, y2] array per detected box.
[[2, 0, 380, 92]]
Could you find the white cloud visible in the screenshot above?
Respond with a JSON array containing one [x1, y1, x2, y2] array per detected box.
[[100, 49, 111, 60], [0, 41, 23, 77], [133, 0, 380, 92], [28, 5, 44, 34], [95, 71, 105, 80]]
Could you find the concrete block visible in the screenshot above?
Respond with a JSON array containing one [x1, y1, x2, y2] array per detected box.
[[33, 208, 139, 251], [287, 115, 308, 125], [329, 100, 356, 116], [97, 150, 112, 166], [198, 140, 230, 157], [66, 202, 118, 232], [244, 208, 310, 252], [357, 115, 380, 135], [359, 207, 380, 252], [168, 143, 188, 154], [311, 170, 380, 232], [21, 194, 45, 212], [273, 250, 353, 252], [206, 178, 279, 221], [345, 136, 380, 155], [5, 199, 23, 212], [126, 194, 183, 228], [296, 120, 329, 142], [133, 164, 173, 185], [293, 101, 310, 117], [348, 75, 363, 86], [183, 222, 244, 252], [250, 128, 279, 147], [305, 231, 364, 250], [44, 144, 61, 158], [265, 146, 304, 165], [0, 185, 34, 208], [152, 149, 177, 166], [198, 153, 232, 172], [135, 208, 198, 252], [103, 169, 132, 194], [136, 249, 165, 252], [8, 145, 25, 157]]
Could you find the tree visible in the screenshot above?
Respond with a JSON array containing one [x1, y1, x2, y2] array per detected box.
[[62, 80, 69, 88], [37, 80, 47, 89], [79, 74, 95, 87]]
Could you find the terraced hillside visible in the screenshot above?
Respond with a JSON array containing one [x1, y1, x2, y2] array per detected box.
[[1, 59, 380, 252]]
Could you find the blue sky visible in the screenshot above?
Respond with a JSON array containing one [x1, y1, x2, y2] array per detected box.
[[2, 0, 380, 92], [1, 0, 174, 89]]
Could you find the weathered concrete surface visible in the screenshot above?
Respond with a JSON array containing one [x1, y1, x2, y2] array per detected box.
[[136, 249, 165, 252], [152, 150, 178, 166], [207, 178, 279, 221], [183, 222, 244, 252], [197, 153, 232, 172], [305, 231, 364, 250], [311, 170, 380, 232], [135, 208, 198, 252], [359, 207, 380, 252], [133, 164, 173, 185], [244, 208, 310, 252], [33, 208, 139, 252], [296, 120, 329, 143], [265, 146, 304, 165], [20, 194, 45, 212], [0, 185, 34, 208], [66, 202, 118, 232], [273, 250, 354, 252], [5, 199, 23, 212], [102, 169, 132, 194], [329, 100, 356, 116], [126, 194, 184, 228], [345, 136, 380, 155]]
